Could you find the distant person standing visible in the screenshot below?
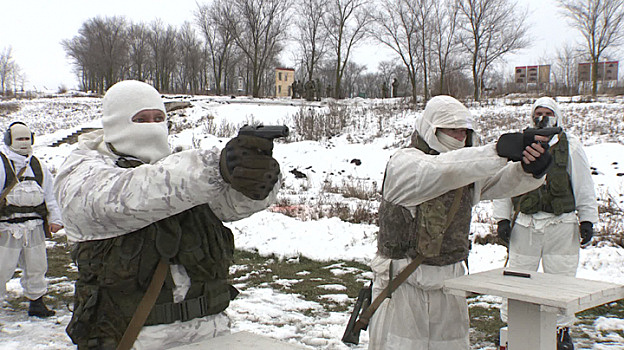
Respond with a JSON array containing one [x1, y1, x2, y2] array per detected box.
[[391, 78, 399, 98], [0, 121, 63, 318], [493, 97, 599, 350]]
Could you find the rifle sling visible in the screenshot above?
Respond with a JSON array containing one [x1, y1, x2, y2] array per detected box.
[[354, 186, 465, 331], [117, 259, 169, 350]]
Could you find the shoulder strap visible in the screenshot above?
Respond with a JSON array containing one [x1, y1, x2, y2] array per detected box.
[[0, 153, 14, 191], [29, 156, 44, 186], [354, 186, 465, 331], [117, 259, 169, 350]]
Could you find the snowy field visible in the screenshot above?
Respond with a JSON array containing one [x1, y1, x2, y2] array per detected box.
[[0, 93, 623, 349]]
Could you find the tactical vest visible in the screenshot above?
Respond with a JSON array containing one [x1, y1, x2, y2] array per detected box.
[[0, 153, 47, 222], [66, 169, 236, 349], [512, 132, 575, 215], [377, 134, 473, 266]]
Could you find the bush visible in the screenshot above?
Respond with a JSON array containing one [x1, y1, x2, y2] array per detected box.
[[292, 103, 351, 141], [0, 102, 20, 117]]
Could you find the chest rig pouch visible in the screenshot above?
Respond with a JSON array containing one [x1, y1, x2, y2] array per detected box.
[[513, 132, 575, 215], [0, 154, 47, 220], [6, 180, 44, 207], [67, 205, 235, 348]]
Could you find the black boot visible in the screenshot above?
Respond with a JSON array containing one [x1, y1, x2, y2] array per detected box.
[[28, 296, 55, 318], [557, 327, 574, 350]]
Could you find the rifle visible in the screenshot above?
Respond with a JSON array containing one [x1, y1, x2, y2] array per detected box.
[[341, 283, 372, 345], [238, 124, 289, 139]]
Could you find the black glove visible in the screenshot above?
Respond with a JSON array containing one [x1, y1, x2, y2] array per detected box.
[[520, 142, 552, 178], [496, 132, 536, 162], [580, 221, 593, 245], [497, 219, 511, 244], [220, 135, 280, 200]]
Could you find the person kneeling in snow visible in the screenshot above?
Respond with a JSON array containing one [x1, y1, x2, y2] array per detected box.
[[0, 121, 63, 318], [369, 95, 552, 350], [54, 80, 281, 349]]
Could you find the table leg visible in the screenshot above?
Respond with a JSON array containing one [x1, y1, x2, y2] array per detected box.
[[507, 299, 557, 350]]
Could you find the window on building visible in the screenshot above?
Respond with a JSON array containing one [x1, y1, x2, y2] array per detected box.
[[278, 85, 282, 93], [278, 72, 282, 81]]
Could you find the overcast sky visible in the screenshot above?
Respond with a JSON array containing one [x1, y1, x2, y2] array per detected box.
[[0, 0, 588, 91]]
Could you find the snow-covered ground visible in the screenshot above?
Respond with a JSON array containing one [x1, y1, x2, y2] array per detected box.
[[1, 94, 623, 349]]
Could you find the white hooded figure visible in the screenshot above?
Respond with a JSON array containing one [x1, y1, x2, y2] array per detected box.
[[368, 95, 549, 350], [0, 122, 63, 317], [493, 97, 598, 337], [54, 80, 282, 349]]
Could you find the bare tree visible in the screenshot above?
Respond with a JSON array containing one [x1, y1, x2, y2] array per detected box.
[[294, 0, 329, 82], [558, 0, 624, 96], [196, 0, 236, 95], [62, 16, 130, 93], [554, 42, 581, 95], [127, 23, 151, 82], [177, 22, 203, 94], [149, 20, 178, 93], [224, 0, 291, 97], [0, 46, 15, 94], [458, 0, 529, 101], [324, 0, 372, 98], [431, 0, 462, 96], [370, 0, 420, 100], [413, 0, 436, 101]]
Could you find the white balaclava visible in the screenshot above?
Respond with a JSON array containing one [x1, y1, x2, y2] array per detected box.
[[7, 123, 33, 156], [102, 80, 170, 164], [531, 96, 561, 128]]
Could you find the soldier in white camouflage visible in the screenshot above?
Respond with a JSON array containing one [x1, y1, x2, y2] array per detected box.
[[54, 80, 281, 349], [493, 97, 598, 350], [369, 95, 553, 350]]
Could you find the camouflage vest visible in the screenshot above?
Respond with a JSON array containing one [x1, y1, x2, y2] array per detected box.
[[66, 204, 236, 348], [377, 134, 473, 266], [512, 132, 575, 215]]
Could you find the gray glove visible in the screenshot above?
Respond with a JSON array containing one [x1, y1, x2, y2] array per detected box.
[[220, 135, 280, 200]]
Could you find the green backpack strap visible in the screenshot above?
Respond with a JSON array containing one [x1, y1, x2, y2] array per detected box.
[[27, 156, 44, 186]]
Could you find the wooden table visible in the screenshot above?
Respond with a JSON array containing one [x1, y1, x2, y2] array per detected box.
[[170, 331, 308, 349], [443, 268, 624, 350]]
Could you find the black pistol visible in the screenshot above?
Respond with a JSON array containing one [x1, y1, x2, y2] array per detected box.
[[523, 126, 562, 144], [238, 124, 289, 139]]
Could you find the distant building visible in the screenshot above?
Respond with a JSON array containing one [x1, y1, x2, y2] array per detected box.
[[275, 68, 294, 97]]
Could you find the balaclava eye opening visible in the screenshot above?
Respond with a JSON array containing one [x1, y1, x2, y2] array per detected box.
[[102, 80, 170, 164]]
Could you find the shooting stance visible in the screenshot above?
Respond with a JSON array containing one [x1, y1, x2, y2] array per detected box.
[[493, 97, 598, 350], [54, 80, 284, 349], [348, 95, 555, 350]]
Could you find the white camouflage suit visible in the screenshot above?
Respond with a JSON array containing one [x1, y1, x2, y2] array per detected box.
[[54, 81, 281, 349], [493, 97, 599, 326], [0, 144, 63, 301], [368, 96, 546, 350]]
